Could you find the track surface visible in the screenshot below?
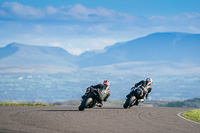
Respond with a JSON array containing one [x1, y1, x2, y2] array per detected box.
[[0, 106, 199, 133]]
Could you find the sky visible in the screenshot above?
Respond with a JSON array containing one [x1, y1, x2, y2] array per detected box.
[[0, 0, 200, 55]]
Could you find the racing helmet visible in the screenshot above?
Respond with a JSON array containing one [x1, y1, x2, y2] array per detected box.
[[103, 80, 110, 85], [146, 78, 153, 84]]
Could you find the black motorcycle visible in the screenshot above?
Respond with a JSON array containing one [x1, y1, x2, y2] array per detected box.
[[79, 88, 101, 111], [123, 87, 145, 108]]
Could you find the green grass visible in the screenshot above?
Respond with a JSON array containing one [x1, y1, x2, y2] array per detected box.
[[0, 102, 56, 106], [182, 109, 200, 123]]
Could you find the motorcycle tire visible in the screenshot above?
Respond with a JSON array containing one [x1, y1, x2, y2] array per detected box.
[[78, 97, 93, 111], [123, 95, 136, 109], [88, 102, 96, 108]]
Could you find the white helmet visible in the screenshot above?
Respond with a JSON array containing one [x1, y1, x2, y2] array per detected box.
[[146, 78, 153, 84]]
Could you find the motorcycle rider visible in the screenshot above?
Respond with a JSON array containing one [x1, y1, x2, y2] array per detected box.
[[82, 80, 110, 107], [129, 78, 153, 105]]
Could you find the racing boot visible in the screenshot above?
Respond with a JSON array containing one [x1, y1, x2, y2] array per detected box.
[[96, 102, 103, 107], [96, 96, 103, 107], [138, 99, 144, 103], [103, 94, 110, 102]]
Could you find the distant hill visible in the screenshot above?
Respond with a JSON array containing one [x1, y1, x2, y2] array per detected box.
[[1, 33, 200, 102], [79, 32, 200, 67], [0, 43, 77, 73], [0, 32, 200, 73], [160, 98, 200, 108]]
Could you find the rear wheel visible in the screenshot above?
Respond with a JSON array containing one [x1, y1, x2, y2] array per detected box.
[[88, 101, 96, 108], [79, 98, 93, 111], [123, 95, 136, 109]]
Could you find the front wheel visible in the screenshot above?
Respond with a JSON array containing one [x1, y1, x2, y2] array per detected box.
[[123, 95, 136, 109], [78, 98, 93, 111]]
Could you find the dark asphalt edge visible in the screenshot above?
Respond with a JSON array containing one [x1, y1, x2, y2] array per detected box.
[[177, 112, 200, 125]]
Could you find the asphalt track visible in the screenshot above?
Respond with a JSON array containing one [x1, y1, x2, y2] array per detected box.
[[0, 106, 199, 133]]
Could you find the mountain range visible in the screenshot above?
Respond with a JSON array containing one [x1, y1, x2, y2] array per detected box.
[[0, 43, 77, 73], [79, 32, 200, 67], [0, 32, 200, 73], [1, 32, 200, 101]]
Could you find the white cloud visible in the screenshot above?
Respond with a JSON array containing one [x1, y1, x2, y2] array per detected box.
[[0, 2, 133, 21], [0, 2, 200, 55], [1, 2, 44, 19], [51, 38, 119, 55], [181, 12, 200, 19], [46, 6, 57, 15]]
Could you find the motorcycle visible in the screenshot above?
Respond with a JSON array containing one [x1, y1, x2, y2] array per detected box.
[[78, 88, 102, 111], [123, 86, 145, 108]]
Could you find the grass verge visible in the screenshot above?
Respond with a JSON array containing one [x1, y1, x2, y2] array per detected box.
[[182, 109, 200, 123]]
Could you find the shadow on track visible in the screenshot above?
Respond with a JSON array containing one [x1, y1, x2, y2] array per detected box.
[[38, 107, 124, 112], [0, 129, 30, 133], [92, 107, 124, 110], [38, 110, 79, 112]]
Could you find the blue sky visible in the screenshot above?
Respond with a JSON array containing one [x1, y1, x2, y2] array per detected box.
[[0, 0, 200, 55]]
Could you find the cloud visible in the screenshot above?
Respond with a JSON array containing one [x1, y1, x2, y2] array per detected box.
[[46, 6, 57, 15], [0, 2, 44, 19], [48, 38, 118, 55], [0, 2, 200, 55], [148, 13, 200, 26], [0, 2, 133, 21], [1, 2, 199, 28], [180, 12, 200, 19], [45, 4, 134, 21]]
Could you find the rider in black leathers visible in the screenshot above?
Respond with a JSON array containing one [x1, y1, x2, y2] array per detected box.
[[82, 80, 110, 107], [129, 78, 153, 105]]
